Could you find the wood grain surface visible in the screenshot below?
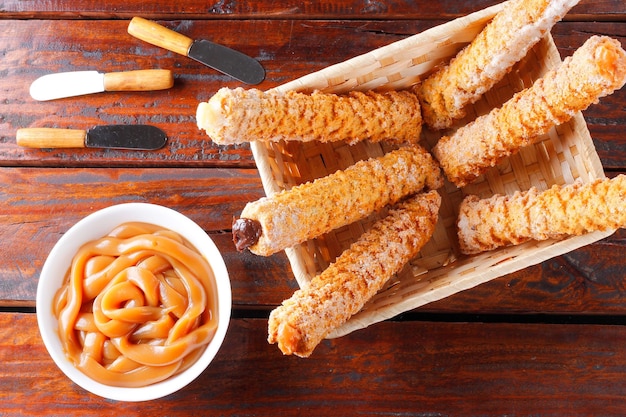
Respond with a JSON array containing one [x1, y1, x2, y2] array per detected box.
[[3, 314, 626, 416], [0, 0, 625, 415], [1, 20, 624, 168]]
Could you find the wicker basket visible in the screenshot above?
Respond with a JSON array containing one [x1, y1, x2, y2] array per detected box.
[[250, 1, 614, 338]]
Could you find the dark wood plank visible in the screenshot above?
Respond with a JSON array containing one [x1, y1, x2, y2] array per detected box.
[[1, 20, 624, 168], [0, 18, 418, 167], [0, 20, 268, 168], [0, 0, 623, 20], [0, 166, 262, 230], [1, 166, 625, 316], [3, 313, 626, 416], [0, 166, 270, 305], [0, 0, 497, 19], [419, 229, 626, 315]]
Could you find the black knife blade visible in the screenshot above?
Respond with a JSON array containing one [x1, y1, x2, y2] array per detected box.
[[187, 40, 265, 85], [16, 125, 167, 150], [127, 17, 265, 85]]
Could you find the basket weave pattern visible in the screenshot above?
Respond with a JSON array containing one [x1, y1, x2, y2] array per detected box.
[[250, 1, 613, 337]]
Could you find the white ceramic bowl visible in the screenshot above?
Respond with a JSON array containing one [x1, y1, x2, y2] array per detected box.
[[36, 203, 231, 402]]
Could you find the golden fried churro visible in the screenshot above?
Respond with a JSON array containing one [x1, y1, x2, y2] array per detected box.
[[432, 35, 626, 188], [232, 145, 443, 256], [268, 190, 441, 357], [457, 175, 626, 254], [196, 87, 422, 145], [417, 0, 580, 130]]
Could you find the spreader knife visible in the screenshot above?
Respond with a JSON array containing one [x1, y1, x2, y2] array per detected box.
[[16, 125, 167, 150], [29, 69, 174, 101], [127, 17, 265, 85]]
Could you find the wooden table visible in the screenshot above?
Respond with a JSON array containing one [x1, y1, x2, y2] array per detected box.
[[1, 1, 625, 415]]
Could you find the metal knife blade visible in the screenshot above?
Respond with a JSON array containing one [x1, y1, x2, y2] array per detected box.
[[16, 125, 167, 150], [128, 17, 265, 85], [188, 40, 265, 85], [29, 69, 174, 101]]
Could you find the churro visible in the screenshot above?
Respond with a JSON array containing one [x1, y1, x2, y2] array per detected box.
[[233, 145, 443, 256], [417, 0, 580, 130], [457, 175, 626, 254], [197, 87, 422, 145], [432, 35, 626, 188], [268, 190, 441, 357]]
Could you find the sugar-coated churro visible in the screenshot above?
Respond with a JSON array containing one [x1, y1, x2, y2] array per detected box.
[[197, 87, 423, 145], [432, 35, 626, 188], [233, 145, 443, 256], [268, 190, 441, 357], [417, 0, 581, 130], [457, 175, 626, 254]]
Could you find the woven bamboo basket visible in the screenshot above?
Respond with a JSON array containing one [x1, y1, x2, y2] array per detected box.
[[250, 1, 614, 338]]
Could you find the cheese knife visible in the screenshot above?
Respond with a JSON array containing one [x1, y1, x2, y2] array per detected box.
[[16, 125, 167, 150], [127, 17, 265, 85], [29, 69, 174, 101]]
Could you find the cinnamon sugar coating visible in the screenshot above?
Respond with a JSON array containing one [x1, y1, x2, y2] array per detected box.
[[197, 87, 422, 145], [417, 0, 580, 130], [457, 175, 626, 254]]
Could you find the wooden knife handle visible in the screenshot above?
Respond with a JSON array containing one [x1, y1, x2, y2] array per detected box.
[[16, 128, 86, 148], [103, 69, 174, 92], [128, 17, 193, 57]]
